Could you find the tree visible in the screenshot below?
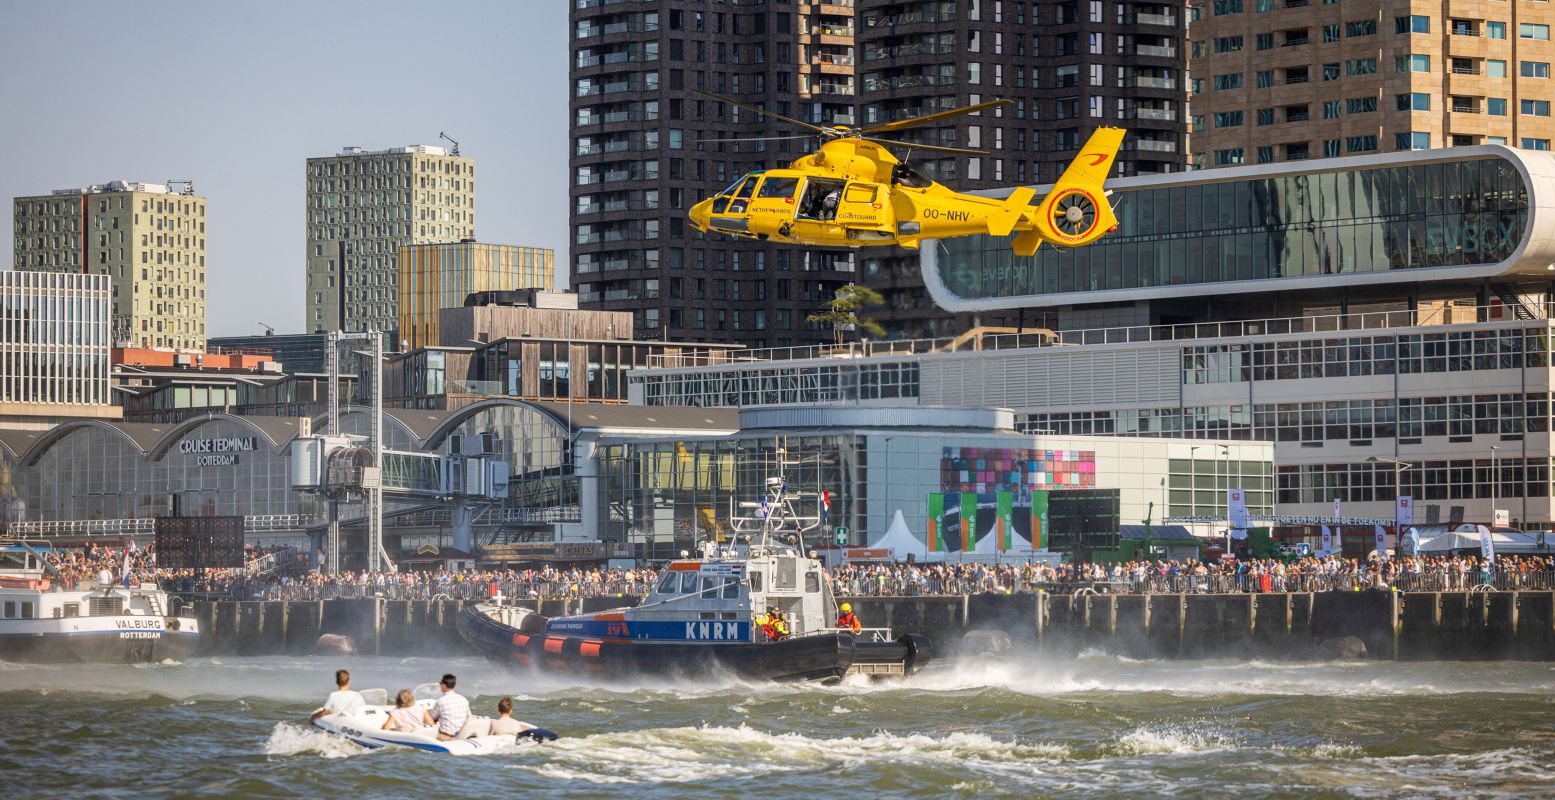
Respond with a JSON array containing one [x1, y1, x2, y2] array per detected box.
[[807, 283, 886, 345]]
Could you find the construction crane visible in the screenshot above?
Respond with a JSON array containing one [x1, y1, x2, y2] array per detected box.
[[439, 132, 460, 156], [258, 321, 275, 336]]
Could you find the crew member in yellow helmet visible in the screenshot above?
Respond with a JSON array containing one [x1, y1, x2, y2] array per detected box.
[[836, 602, 861, 634]]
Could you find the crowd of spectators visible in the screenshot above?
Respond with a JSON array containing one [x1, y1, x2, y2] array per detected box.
[[25, 542, 1555, 599]]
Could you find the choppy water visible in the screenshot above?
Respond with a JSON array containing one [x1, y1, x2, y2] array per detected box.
[[2, 652, 1554, 799]]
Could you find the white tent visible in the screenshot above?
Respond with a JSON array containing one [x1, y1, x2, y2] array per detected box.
[[871, 509, 928, 562], [1419, 525, 1544, 554]]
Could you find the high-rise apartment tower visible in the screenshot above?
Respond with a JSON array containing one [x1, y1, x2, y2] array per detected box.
[[1187, 0, 1555, 166], [13, 181, 207, 350], [569, 1, 860, 347], [305, 145, 475, 337]]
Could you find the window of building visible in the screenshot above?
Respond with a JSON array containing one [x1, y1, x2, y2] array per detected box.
[[1213, 0, 1243, 15], [1451, 135, 1477, 147], [1215, 35, 1243, 52], [1346, 58, 1377, 75], [1396, 15, 1430, 34], [1214, 148, 1244, 165], [1488, 136, 1508, 145], [1488, 98, 1508, 116], [1347, 135, 1379, 153], [1488, 59, 1508, 78], [1322, 24, 1340, 42], [1346, 97, 1378, 114], [1283, 28, 1310, 46], [1523, 138, 1552, 151], [1214, 111, 1244, 128], [1396, 132, 1431, 150], [1256, 69, 1274, 87], [1284, 66, 1309, 83], [1450, 96, 1481, 113], [1257, 146, 1274, 163], [1450, 19, 1479, 36], [1522, 61, 1550, 78], [1397, 93, 1431, 111], [1522, 23, 1550, 40], [1346, 19, 1376, 37], [1488, 21, 1506, 39], [1397, 54, 1431, 72], [1214, 73, 1244, 90], [1284, 142, 1309, 160], [1257, 108, 1275, 125], [1523, 99, 1552, 116], [1285, 104, 1310, 122], [1323, 139, 1341, 157], [1256, 32, 1274, 49], [1323, 100, 1341, 118], [1321, 62, 1340, 80]]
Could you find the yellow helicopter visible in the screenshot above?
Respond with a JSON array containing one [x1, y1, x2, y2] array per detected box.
[[686, 90, 1126, 257]]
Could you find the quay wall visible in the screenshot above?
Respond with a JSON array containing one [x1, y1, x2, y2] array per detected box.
[[188, 591, 1555, 660]]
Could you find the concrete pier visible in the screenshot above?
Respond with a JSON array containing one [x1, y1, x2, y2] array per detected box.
[[187, 590, 1555, 660]]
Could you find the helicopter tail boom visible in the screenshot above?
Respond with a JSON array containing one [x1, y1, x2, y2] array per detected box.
[[985, 187, 1036, 237]]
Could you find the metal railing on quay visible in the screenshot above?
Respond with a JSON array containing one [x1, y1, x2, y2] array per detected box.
[[646, 304, 1547, 369]]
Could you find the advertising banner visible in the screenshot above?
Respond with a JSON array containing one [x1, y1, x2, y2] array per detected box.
[[1374, 524, 1388, 559], [1032, 490, 1049, 550], [927, 493, 945, 552], [997, 490, 1013, 551], [1228, 488, 1249, 530], [1396, 495, 1413, 526], [1320, 525, 1333, 555], [960, 492, 977, 551]]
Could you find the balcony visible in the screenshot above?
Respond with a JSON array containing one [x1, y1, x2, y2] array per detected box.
[[863, 41, 955, 60], [1131, 75, 1178, 89], [575, 109, 658, 127], [861, 73, 955, 92], [862, 10, 956, 28], [1451, 100, 1481, 113], [575, 20, 658, 39], [813, 53, 855, 66], [1451, 62, 1481, 75], [575, 80, 649, 97], [1128, 139, 1179, 152], [1128, 107, 1178, 121], [1129, 12, 1178, 26], [1126, 44, 1177, 58]]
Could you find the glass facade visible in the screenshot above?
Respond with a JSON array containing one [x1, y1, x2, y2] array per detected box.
[[0, 271, 111, 406], [640, 362, 921, 408], [430, 404, 578, 524], [17, 419, 314, 522], [598, 435, 857, 561], [937, 155, 1528, 302]]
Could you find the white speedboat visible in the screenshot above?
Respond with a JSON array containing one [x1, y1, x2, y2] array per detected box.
[[311, 685, 557, 754], [0, 540, 200, 663]]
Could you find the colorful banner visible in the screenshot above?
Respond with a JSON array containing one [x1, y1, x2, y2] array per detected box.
[[1032, 490, 1049, 550], [1333, 498, 1342, 520], [1481, 527, 1496, 563], [996, 490, 1013, 551], [1396, 495, 1413, 526], [960, 492, 977, 551], [1374, 524, 1388, 559], [1320, 525, 1332, 555], [927, 493, 945, 552]]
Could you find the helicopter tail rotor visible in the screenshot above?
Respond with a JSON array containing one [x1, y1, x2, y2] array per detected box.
[[1021, 127, 1126, 252]]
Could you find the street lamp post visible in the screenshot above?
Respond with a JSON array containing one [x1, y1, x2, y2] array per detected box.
[[1219, 444, 1231, 556], [1189, 445, 1201, 520], [1366, 455, 1413, 556], [1490, 445, 1500, 527]]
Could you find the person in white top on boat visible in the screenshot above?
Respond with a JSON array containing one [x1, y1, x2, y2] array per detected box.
[[382, 688, 435, 732], [310, 669, 366, 722], [489, 697, 525, 737], [429, 673, 470, 740]]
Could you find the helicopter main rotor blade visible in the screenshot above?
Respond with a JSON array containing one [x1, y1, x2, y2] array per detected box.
[[857, 98, 1014, 135], [689, 88, 831, 135], [691, 134, 816, 144], [863, 137, 988, 156]]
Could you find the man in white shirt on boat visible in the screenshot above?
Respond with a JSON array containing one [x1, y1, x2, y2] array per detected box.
[[429, 673, 470, 740], [309, 669, 366, 722]]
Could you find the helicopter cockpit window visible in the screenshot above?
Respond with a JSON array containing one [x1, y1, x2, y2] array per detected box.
[[757, 177, 799, 199], [728, 175, 759, 213], [893, 163, 933, 189]]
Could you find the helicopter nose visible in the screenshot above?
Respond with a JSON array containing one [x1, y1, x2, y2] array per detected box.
[[688, 199, 712, 232]]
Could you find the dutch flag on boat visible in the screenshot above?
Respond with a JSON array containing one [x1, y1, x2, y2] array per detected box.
[[821, 490, 830, 523]]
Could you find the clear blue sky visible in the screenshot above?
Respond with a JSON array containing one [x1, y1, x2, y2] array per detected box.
[[0, 0, 568, 337]]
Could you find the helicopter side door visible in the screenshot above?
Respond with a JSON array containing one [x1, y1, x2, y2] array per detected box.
[[833, 182, 891, 230], [743, 174, 801, 234]]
